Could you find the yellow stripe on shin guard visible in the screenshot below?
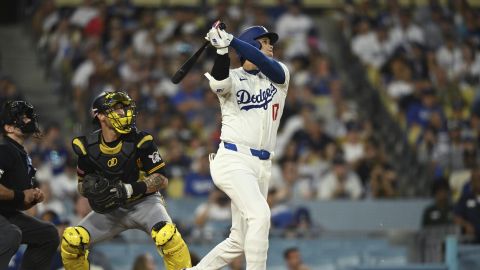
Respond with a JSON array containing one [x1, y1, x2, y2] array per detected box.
[[61, 226, 90, 270], [152, 222, 192, 270]]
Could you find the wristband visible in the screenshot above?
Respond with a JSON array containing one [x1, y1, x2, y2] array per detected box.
[[13, 190, 25, 207], [123, 184, 133, 199], [131, 181, 147, 196], [217, 47, 229, 55]]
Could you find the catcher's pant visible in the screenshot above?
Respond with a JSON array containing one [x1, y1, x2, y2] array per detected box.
[[0, 212, 59, 270], [192, 145, 271, 270], [79, 193, 171, 243]]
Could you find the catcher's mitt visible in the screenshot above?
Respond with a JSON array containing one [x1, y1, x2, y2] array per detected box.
[[82, 174, 125, 214]]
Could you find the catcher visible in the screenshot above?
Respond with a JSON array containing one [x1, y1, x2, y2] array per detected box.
[[61, 91, 191, 270]]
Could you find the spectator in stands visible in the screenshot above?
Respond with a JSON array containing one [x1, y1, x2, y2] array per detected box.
[[132, 253, 156, 270], [38, 210, 71, 270], [385, 56, 415, 103], [292, 114, 334, 157], [406, 88, 445, 129], [355, 137, 385, 186], [170, 70, 206, 121], [193, 187, 231, 241], [453, 43, 480, 85], [283, 247, 310, 270], [342, 121, 365, 165], [184, 154, 214, 197], [275, 0, 313, 59], [35, 181, 66, 217], [268, 188, 313, 238], [69, 195, 91, 225], [422, 178, 454, 227], [316, 153, 363, 200], [448, 131, 479, 202], [454, 167, 480, 243], [368, 163, 397, 199], [71, 45, 104, 124], [435, 34, 462, 80], [389, 9, 425, 50], [351, 18, 393, 69], [0, 76, 23, 107], [34, 122, 69, 177], [163, 137, 191, 181], [308, 56, 337, 96], [274, 159, 314, 201]]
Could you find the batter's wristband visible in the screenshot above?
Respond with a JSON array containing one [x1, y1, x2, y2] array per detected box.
[[13, 190, 25, 207], [131, 181, 147, 196]]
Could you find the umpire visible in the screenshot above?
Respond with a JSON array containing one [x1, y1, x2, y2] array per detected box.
[[0, 100, 59, 269]]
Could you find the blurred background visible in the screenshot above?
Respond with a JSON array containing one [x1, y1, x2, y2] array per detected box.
[[1, 0, 480, 269]]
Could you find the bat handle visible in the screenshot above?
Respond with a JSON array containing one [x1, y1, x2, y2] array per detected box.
[[218, 22, 226, 30]]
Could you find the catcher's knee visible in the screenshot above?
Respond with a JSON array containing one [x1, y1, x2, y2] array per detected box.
[[61, 226, 90, 270], [151, 221, 191, 270]]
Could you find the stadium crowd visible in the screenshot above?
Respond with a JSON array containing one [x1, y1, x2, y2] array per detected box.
[[340, 0, 480, 242], [2, 0, 480, 268], [18, 0, 404, 234]]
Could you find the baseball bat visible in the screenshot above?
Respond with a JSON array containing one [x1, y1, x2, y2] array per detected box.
[[171, 22, 226, 84]]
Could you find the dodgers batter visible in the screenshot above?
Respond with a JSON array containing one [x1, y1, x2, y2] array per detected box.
[[187, 22, 290, 270]]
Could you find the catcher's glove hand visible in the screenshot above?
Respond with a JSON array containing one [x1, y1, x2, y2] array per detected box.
[[82, 174, 128, 214]]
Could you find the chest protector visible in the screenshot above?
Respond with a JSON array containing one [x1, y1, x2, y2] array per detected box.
[[80, 130, 139, 184]]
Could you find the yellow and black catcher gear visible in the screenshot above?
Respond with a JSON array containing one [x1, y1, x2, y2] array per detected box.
[[82, 173, 127, 214], [61, 226, 90, 270], [151, 221, 192, 270], [92, 91, 136, 134]]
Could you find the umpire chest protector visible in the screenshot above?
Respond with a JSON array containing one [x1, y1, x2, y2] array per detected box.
[[72, 130, 139, 183]]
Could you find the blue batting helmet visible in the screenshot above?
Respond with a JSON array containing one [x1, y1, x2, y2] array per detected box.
[[237, 26, 279, 64], [237, 26, 279, 50]]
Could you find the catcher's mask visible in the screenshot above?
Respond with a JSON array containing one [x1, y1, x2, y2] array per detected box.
[[0, 100, 40, 136], [92, 91, 136, 134]]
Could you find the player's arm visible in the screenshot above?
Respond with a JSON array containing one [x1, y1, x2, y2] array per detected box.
[[206, 22, 286, 84], [143, 173, 168, 193], [0, 184, 14, 200], [0, 147, 42, 208], [72, 137, 95, 196], [0, 146, 14, 201], [229, 37, 286, 84], [137, 133, 168, 194], [204, 24, 233, 95], [75, 157, 94, 196]]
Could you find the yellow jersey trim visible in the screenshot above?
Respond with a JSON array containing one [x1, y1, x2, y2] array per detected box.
[[148, 162, 165, 174], [99, 137, 123, 155], [72, 138, 87, 155], [137, 135, 153, 148]]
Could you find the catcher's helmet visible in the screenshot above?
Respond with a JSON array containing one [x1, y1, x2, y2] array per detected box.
[[92, 91, 136, 134], [0, 100, 40, 135]]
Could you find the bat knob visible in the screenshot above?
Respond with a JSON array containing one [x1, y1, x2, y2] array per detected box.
[[218, 22, 226, 30]]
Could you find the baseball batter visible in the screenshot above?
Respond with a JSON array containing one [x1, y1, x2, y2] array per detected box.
[[61, 91, 191, 270], [187, 22, 290, 270]]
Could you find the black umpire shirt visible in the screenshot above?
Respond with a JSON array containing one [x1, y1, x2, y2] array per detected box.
[[0, 136, 36, 215]]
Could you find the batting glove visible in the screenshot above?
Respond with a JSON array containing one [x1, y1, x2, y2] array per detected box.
[[205, 25, 232, 55]]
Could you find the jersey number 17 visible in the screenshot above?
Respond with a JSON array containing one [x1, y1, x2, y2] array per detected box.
[[272, 103, 279, 121]]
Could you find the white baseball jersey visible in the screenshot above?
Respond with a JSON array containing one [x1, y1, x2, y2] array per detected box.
[[210, 62, 290, 152]]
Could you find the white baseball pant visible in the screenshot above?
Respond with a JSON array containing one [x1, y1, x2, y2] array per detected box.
[[191, 145, 272, 270]]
